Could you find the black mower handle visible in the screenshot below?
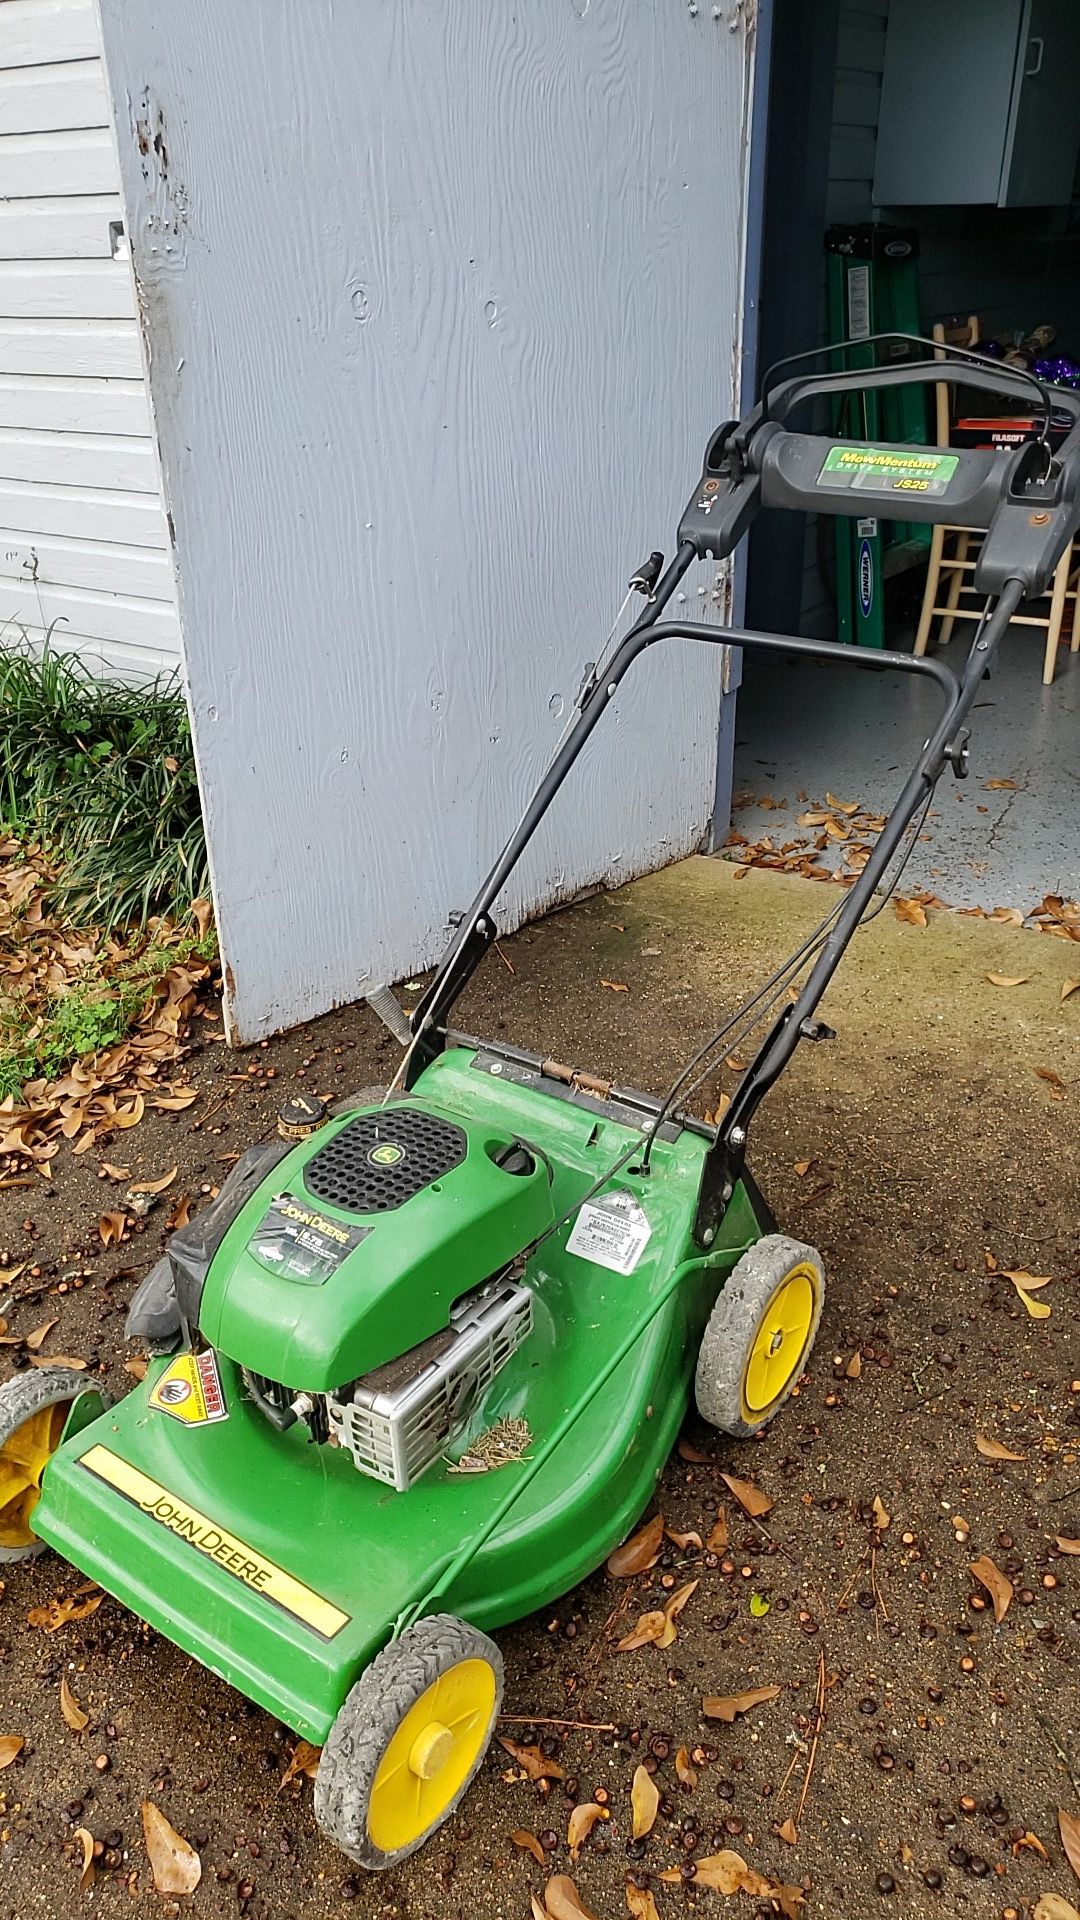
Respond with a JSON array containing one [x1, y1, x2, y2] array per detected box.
[[755, 357, 1080, 435], [679, 349, 1080, 600], [407, 352, 1080, 1212]]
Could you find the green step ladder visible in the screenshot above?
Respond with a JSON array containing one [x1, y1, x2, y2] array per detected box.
[[825, 225, 930, 647]]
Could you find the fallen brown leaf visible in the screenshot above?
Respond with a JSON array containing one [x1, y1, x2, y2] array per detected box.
[[894, 897, 928, 928], [73, 1825, 96, 1892], [1036, 1066, 1067, 1097], [777, 1815, 799, 1845], [97, 1212, 127, 1248], [0, 1735, 24, 1768], [719, 1471, 774, 1518], [616, 1609, 667, 1653], [677, 1436, 715, 1464], [530, 1898, 549, 1920], [0, 1263, 26, 1286], [544, 1875, 597, 1920], [128, 1166, 178, 1196], [511, 1829, 546, 1866], [607, 1513, 663, 1577], [124, 1356, 149, 1381], [166, 1192, 192, 1230], [656, 1578, 698, 1648], [497, 1736, 565, 1781], [1001, 1269, 1052, 1288], [702, 1684, 782, 1723], [970, 1554, 1014, 1623], [100, 1162, 130, 1182], [665, 1527, 703, 1551], [678, 1851, 748, 1894], [630, 1764, 660, 1839], [1013, 1285, 1052, 1320], [625, 1884, 661, 1920], [1062, 1809, 1080, 1888], [60, 1675, 89, 1732], [29, 1354, 86, 1370], [1034, 1896, 1080, 1920], [766, 1883, 807, 1919], [27, 1590, 103, 1632], [600, 979, 629, 994], [150, 1090, 198, 1111], [825, 792, 860, 815], [793, 1158, 814, 1178], [280, 1738, 320, 1788], [141, 1800, 201, 1895], [872, 1494, 890, 1530], [985, 972, 1029, 988], [846, 1351, 862, 1379], [675, 1745, 698, 1787], [23, 1318, 57, 1352], [1055, 1537, 1080, 1555], [568, 1801, 607, 1862], [1062, 979, 1080, 1003], [706, 1509, 729, 1552], [1014, 1831, 1050, 1861], [976, 1434, 1025, 1462]]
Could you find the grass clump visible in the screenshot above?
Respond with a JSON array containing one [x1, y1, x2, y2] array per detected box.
[[0, 633, 209, 929]]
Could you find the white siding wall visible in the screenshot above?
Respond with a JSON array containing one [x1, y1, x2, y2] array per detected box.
[[0, 0, 178, 676]]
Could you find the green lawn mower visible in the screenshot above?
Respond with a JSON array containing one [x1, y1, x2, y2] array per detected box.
[[4, 339, 1079, 1870]]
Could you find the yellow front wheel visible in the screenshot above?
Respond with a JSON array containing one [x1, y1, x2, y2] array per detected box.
[[695, 1235, 824, 1438], [315, 1614, 503, 1870], [0, 1367, 94, 1561]]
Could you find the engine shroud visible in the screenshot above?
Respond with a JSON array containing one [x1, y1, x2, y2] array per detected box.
[[195, 1098, 554, 1392]]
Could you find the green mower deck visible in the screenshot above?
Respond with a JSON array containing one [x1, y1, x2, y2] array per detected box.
[[34, 1048, 760, 1742]]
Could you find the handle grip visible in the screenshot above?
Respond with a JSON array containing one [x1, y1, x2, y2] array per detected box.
[[759, 357, 1080, 429]]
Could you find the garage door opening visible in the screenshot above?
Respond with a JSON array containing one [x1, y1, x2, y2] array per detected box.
[[736, 0, 1080, 915]]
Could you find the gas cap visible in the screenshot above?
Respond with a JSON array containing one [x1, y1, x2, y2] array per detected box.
[[277, 1092, 329, 1140]]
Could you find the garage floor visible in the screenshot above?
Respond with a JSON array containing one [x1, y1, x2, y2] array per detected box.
[[733, 629, 1080, 913]]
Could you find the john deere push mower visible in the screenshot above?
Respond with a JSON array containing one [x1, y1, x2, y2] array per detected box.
[[4, 339, 1079, 1869]]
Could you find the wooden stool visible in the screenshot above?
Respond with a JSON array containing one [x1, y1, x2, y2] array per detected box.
[[913, 322, 1078, 685]]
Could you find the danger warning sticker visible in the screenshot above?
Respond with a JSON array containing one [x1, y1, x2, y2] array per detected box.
[[149, 1349, 229, 1426], [566, 1191, 652, 1276]]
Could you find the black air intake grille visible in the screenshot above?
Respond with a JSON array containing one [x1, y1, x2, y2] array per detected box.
[[302, 1108, 467, 1214]]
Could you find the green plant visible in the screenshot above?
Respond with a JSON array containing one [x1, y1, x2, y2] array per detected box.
[[0, 933, 211, 1102], [37, 981, 140, 1077], [0, 630, 209, 928]]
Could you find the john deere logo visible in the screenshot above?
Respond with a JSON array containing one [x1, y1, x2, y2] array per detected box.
[[368, 1140, 405, 1168]]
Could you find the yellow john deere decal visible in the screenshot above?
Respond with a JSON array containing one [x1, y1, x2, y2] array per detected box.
[[77, 1445, 349, 1639]]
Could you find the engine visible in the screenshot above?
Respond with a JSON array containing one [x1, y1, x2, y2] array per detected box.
[[244, 1275, 533, 1490]]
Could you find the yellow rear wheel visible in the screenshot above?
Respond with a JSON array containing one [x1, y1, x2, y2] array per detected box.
[[695, 1234, 824, 1438], [315, 1614, 503, 1869], [742, 1265, 818, 1417], [0, 1367, 92, 1561]]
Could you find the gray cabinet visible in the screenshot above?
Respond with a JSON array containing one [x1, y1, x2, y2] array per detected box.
[[874, 0, 1080, 207]]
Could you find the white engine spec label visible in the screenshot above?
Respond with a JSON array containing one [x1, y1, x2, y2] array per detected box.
[[567, 1191, 652, 1275]]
